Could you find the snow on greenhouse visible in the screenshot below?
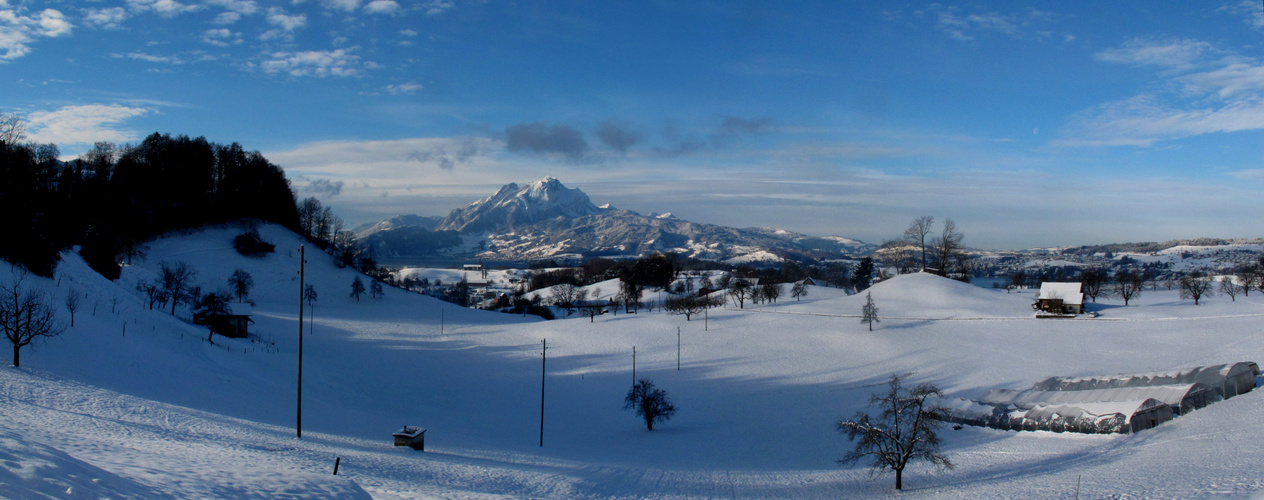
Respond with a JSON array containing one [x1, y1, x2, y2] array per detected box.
[[946, 362, 1258, 434], [1031, 362, 1260, 400]]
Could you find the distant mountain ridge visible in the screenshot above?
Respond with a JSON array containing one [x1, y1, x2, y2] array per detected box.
[[358, 177, 875, 264]]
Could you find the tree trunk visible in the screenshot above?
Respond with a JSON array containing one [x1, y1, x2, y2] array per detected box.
[[12, 344, 19, 368], [895, 467, 902, 490]]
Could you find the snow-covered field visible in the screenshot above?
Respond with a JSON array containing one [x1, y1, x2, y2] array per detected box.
[[5, 224, 1264, 498]]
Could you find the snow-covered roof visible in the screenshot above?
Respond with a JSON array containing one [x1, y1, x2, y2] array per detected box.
[[1037, 282, 1083, 305], [1032, 363, 1258, 393], [393, 426, 426, 438], [979, 384, 1213, 409]]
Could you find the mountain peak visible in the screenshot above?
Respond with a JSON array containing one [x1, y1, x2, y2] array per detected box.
[[437, 177, 604, 233]]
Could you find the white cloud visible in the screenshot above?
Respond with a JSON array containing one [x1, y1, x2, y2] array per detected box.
[[206, 0, 259, 15], [399, 29, 417, 37], [324, 0, 359, 12], [265, 8, 305, 31], [261, 7, 305, 40], [423, 0, 453, 16], [26, 104, 150, 149], [126, 0, 202, 17], [212, 11, 241, 24], [83, 7, 129, 29], [201, 28, 239, 46], [364, 0, 399, 15], [0, 7, 72, 61], [261, 49, 363, 77], [383, 82, 421, 94]]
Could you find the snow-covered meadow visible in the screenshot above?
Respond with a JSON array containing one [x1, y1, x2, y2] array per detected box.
[[4, 224, 1264, 498]]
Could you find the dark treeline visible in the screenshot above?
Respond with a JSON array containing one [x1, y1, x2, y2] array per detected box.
[[525, 252, 867, 293], [1, 133, 300, 277]]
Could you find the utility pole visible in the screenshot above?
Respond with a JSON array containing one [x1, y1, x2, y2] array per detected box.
[[677, 327, 681, 371], [296, 244, 305, 439], [540, 338, 546, 447], [632, 346, 637, 387], [704, 306, 708, 331]]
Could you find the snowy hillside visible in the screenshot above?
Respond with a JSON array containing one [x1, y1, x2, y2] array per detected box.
[[5, 225, 1264, 497]]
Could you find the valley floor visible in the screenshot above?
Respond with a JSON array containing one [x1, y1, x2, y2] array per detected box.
[[4, 225, 1264, 498]]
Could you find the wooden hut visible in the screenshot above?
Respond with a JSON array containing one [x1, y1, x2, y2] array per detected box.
[[393, 426, 426, 450]]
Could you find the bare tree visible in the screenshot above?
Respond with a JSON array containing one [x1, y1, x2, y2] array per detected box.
[[624, 378, 677, 431], [761, 282, 781, 303], [665, 294, 710, 320], [791, 281, 808, 301], [861, 292, 879, 331], [0, 111, 25, 143], [930, 219, 965, 277], [350, 276, 366, 301], [728, 278, 753, 309], [1113, 269, 1145, 306], [903, 216, 934, 271], [1180, 273, 1214, 305], [1237, 265, 1260, 297], [159, 261, 198, 315], [550, 283, 583, 313], [228, 269, 254, 303], [1, 273, 66, 367], [1220, 276, 1239, 302], [615, 279, 642, 313], [64, 287, 82, 327], [1080, 267, 1107, 302], [836, 374, 953, 491]]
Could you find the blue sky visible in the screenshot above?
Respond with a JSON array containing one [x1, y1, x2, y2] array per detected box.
[[4, 1, 1264, 249]]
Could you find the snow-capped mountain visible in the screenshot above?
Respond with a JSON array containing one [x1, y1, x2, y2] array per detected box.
[[359, 177, 874, 264], [436, 176, 606, 233]]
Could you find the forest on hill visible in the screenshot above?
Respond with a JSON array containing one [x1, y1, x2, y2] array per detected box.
[[0, 132, 299, 277]]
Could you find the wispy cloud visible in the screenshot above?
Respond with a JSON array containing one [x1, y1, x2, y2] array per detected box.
[[26, 104, 150, 150], [1094, 38, 1216, 70], [1220, 1, 1264, 31], [1058, 38, 1264, 147]]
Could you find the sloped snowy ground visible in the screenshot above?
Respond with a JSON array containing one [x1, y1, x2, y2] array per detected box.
[[4, 224, 1264, 498]]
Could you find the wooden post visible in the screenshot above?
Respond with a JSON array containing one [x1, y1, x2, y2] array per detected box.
[[297, 244, 305, 439], [677, 327, 680, 371], [632, 346, 636, 387], [333, 456, 341, 475]]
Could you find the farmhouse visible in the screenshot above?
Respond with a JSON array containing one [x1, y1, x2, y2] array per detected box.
[[1034, 282, 1084, 314]]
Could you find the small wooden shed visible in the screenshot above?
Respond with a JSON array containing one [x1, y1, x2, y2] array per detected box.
[[393, 426, 426, 451]]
